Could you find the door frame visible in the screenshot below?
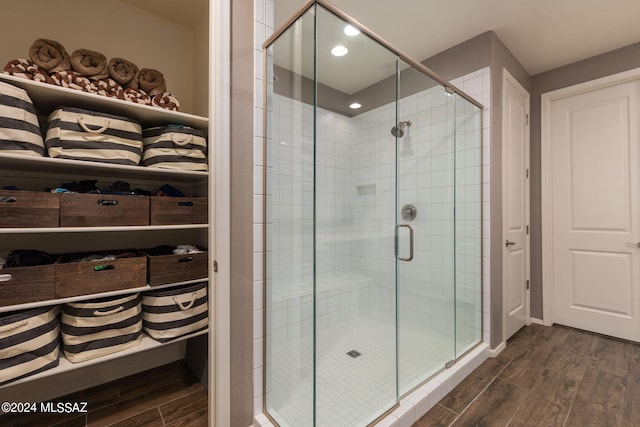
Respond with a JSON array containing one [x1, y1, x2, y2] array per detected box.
[[541, 66, 640, 326], [502, 68, 531, 342]]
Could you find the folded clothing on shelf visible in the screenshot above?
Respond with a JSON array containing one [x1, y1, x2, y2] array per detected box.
[[70, 251, 137, 263], [53, 179, 152, 196], [144, 244, 202, 256], [3, 249, 55, 268], [174, 245, 202, 254], [155, 184, 184, 197]]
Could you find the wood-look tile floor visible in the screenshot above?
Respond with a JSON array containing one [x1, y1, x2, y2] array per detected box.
[[0, 360, 208, 427], [414, 323, 640, 427]]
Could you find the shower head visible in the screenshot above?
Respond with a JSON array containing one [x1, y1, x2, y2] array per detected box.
[[391, 120, 412, 138]]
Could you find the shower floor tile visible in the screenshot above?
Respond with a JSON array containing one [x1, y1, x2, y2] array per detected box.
[[267, 312, 456, 426]]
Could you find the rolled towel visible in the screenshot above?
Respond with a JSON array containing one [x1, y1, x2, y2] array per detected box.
[[70, 49, 109, 80], [138, 68, 166, 97], [151, 93, 180, 111], [108, 57, 139, 89], [124, 87, 151, 105], [29, 39, 71, 73], [95, 78, 124, 98], [50, 70, 97, 93], [4, 58, 56, 84]]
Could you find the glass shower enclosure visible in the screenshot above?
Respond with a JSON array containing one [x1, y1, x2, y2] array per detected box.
[[263, 1, 483, 426]]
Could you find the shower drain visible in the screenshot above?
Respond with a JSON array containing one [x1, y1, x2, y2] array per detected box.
[[346, 350, 362, 358]]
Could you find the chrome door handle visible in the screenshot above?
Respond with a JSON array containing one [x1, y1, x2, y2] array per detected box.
[[626, 241, 640, 248], [505, 240, 517, 247], [395, 224, 414, 262]]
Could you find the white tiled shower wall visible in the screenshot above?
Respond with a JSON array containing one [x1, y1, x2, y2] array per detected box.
[[253, 1, 491, 425], [265, 86, 484, 343]]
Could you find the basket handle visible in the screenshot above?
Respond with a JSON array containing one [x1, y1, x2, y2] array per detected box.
[[78, 116, 111, 134], [94, 306, 124, 316], [0, 320, 28, 334], [173, 293, 197, 311], [171, 132, 193, 146]]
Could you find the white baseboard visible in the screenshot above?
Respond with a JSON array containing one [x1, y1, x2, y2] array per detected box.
[[488, 341, 506, 357], [530, 317, 544, 325]]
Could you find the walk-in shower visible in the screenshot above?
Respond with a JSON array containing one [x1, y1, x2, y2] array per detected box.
[[263, 1, 483, 426]]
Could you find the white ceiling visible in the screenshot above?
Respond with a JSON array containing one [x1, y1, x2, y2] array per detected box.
[[275, 0, 640, 76], [119, 0, 640, 93]]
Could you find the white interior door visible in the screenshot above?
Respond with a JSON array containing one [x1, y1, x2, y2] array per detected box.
[[548, 77, 640, 341], [502, 69, 530, 340]]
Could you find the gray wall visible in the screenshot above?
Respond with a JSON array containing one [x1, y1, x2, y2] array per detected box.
[[426, 31, 531, 349], [529, 41, 640, 319]]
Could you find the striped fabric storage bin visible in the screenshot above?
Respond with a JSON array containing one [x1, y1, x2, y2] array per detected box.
[[141, 125, 207, 171], [45, 107, 143, 165], [142, 282, 208, 342], [61, 293, 142, 363], [0, 306, 60, 386], [0, 81, 46, 157]]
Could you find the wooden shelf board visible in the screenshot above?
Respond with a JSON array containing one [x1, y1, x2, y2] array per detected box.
[[0, 278, 209, 313], [0, 224, 208, 234], [0, 73, 209, 129]]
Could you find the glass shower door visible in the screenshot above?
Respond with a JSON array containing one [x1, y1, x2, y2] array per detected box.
[[396, 65, 457, 395], [264, 7, 316, 427], [313, 5, 398, 426]]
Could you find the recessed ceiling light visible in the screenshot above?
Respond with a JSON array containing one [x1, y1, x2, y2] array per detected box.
[[350, 102, 362, 109], [331, 45, 348, 57], [344, 25, 360, 36]]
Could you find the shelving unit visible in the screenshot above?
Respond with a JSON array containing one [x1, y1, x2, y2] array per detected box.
[[0, 54, 212, 401], [0, 278, 208, 314], [0, 74, 208, 129], [0, 151, 208, 182], [7, 329, 209, 388]]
